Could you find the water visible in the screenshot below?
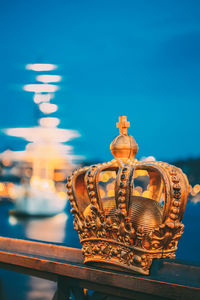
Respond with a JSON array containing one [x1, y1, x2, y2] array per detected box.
[[0, 201, 199, 299], [0, 201, 81, 300]]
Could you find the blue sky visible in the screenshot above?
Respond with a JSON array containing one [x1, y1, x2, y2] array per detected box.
[[0, 0, 200, 162]]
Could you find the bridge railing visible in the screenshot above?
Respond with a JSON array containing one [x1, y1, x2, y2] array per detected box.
[[0, 236, 199, 299]]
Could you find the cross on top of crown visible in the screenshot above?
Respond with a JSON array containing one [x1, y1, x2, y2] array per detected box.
[[116, 116, 130, 135]]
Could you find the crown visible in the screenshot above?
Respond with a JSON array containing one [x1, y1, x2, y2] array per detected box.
[[66, 116, 189, 275]]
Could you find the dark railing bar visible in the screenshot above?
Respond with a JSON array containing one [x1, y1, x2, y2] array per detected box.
[[0, 237, 199, 299]]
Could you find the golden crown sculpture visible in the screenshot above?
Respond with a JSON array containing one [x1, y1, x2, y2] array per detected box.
[[66, 116, 189, 275]]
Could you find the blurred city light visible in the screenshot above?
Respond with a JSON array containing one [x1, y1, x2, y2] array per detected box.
[[36, 75, 62, 83], [23, 84, 59, 93], [39, 103, 58, 114], [0, 62, 83, 219], [4, 126, 80, 143], [33, 93, 53, 103], [26, 64, 57, 71], [8, 215, 18, 226], [141, 156, 156, 162], [39, 117, 60, 127]]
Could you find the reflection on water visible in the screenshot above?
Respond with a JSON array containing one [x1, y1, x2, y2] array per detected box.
[[0, 201, 81, 248], [0, 201, 81, 300], [19, 213, 67, 242], [0, 201, 199, 299], [0, 269, 56, 300], [27, 277, 56, 300]]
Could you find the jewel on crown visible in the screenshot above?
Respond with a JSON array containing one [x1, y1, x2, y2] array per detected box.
[[66, 116, 189, 275]]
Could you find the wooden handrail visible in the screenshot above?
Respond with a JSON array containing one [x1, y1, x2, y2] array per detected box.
[[0, 236, 83, 263], [0, 236, 199, 299]]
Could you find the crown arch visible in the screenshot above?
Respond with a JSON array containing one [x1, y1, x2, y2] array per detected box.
[[135, 162, 189, 223]]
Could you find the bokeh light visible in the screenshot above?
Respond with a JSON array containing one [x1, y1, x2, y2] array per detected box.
[[39, 103, 58, 114], [26, 64, 57, 71], [23, 84, 59, 93], [36, 75, 62, 83]]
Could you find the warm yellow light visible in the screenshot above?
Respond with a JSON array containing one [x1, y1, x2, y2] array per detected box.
[[134, 170, 148, 178], [54, 172, 66, 181], [133, 190, 140, 196], [142, 190, 151, 198], [30, 176, 55, 192], [100, 189, 105, 198], [34, 93, 53, 104], [39, 103, 58, 114], [107, 190, 115, 197], [100, 173, 110, 182], [23, 84, 59, 93], [100, 171, 116, 183], [58, 191, 67, 200], [26, 64, 57, 71], [39, 117, 60, 127], [36, 75, 62, 83], [0, 183, 5, 192]]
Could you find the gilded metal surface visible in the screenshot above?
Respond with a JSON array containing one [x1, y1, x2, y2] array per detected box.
[[66, 116, 189, 275]]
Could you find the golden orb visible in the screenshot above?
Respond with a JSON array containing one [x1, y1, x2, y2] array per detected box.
[[110, 116, 138, 161], [110, 134, 138, 160], [128, 196, 163, 235]]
